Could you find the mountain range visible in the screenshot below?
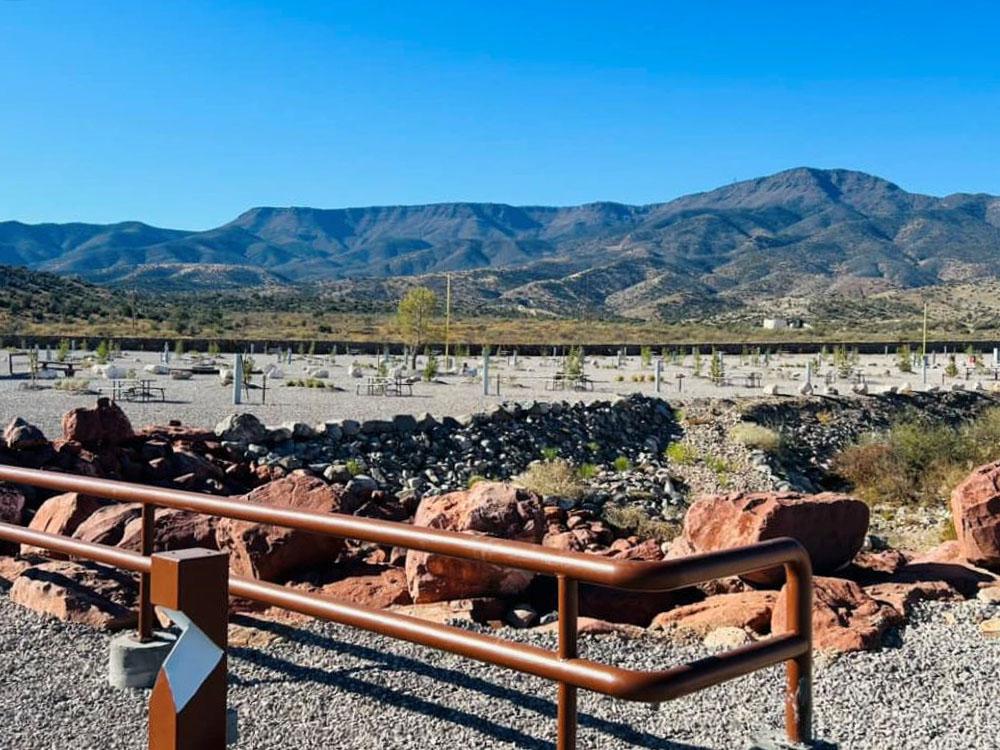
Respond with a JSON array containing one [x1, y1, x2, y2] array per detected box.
[[3, 167, 1000, 320]]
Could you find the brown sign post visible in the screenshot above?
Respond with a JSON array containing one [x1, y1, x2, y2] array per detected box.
[[148, 548, 230, 750]]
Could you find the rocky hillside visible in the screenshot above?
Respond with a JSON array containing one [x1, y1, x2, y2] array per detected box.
[[4, 168, 1000, 318]]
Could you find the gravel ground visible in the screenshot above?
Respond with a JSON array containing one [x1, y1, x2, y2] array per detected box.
[[1, 587, 997, 750], [3, 349, 985, 438]]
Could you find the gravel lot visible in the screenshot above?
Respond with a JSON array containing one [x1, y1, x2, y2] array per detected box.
[[1, 586, 997, 750], [3, 348, 991, 438]]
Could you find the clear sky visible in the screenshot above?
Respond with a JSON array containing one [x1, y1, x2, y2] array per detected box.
[[2, 0, 999, 229]]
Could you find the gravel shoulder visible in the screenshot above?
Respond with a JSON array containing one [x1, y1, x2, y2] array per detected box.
[[1, 587, 997, 750]]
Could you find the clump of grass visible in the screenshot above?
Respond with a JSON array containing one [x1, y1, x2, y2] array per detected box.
[[467, 474, 488, 489], [612, 455, 633, 473], [664, 442, 696, 465], [576, 463, 599, 480], [540, 446, 560, 462], [729, 423, 782, 453], [515, 458, 585, 499], [345, 458, 365, 477], [603, 503, 679, 543], [54, 378, 93, 394]]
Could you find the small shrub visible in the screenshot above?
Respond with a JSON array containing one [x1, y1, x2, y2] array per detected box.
[[729, 423, 782, 453], [603, 503, 679, 543], [664, 442, 696, 465], [540, 446, 559, 462], [345, 458, 364, 477], [816, 410, 834, 425], [515, 458, 584, 499], [612, 455, 632, 473], [576, 463, 599, 480]]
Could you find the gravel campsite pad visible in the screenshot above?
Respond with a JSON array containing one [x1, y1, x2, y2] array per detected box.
[[1, 589, 997, 750]]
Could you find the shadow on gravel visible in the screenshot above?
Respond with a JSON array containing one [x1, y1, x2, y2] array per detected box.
[[229, 615, 713, 749]]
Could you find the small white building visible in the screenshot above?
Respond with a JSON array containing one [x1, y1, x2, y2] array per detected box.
[[762, 318, 788, 330]]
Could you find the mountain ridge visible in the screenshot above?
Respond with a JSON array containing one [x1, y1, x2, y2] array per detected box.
[[3, 167, 1000, 321]]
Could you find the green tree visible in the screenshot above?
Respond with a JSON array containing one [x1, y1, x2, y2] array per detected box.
[[709, 348, 725, 383], [897, 344, 913, 373], [173, 339, 184, 357], [640, 346, 653, 368], [96, 340, 110, 364], [692, 347, 703, 377], [397, 287, 437, 368], [945, 355, 959, 378], [56, 339, 70, 362]]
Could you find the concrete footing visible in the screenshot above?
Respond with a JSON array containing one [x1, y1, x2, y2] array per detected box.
[[107, 631, 176, 689], [227, 707, 239, 745]]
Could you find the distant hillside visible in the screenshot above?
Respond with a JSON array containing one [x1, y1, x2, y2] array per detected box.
[[3, 168, 1000, 318]]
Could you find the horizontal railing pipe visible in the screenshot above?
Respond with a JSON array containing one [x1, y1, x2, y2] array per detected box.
[[0, 466, 799, 592]]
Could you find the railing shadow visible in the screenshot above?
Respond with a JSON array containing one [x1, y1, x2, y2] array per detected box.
[[229, 614, 714, 750]]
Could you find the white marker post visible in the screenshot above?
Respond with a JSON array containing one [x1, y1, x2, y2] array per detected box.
[[232, 354, 243, 406], [482, 348, 490, 396]]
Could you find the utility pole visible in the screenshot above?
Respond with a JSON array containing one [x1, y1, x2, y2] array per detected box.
[[922, 302, 928, 360], [444, 274, 452, 370]]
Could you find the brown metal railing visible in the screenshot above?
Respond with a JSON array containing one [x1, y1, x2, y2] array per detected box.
[[0, 465, 813, 748]]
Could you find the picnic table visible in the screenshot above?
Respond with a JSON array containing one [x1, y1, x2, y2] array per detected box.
[[111, 379, 166, 402], [357, 375, 415, 396], [545, 372, 595, 391]]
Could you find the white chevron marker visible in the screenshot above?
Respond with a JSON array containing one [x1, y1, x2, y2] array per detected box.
[[160, 608, 224, 712]]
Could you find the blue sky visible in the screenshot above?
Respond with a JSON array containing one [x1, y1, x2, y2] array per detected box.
[[2, 0, 999, 229]]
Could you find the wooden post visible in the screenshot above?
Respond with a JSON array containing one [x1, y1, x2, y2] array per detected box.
[[149, 548, 229, 750]]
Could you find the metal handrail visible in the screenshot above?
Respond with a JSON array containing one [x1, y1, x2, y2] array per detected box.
[[0, 465, 813, 748]]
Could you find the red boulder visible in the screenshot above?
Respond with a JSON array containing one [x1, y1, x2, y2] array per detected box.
[[683, 491, 869, 585], [215, 474, 347, 581], [21, 492, 103, 558], [950, 461, 1000, 569], [61, 397, 134, 448], [405, 482, 544, 603]]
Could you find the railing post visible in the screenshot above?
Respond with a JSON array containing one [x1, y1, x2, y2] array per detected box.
[[557, 576, 578, 750], [783, 560, 813, 744], [149, 548, 230, 750], [138, 503, 156, 641]]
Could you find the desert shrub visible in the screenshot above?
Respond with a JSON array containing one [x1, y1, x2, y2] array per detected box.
[[576, 463, 599, 480], [729, 423, 782, 453], [612, 455, 632, 473], [423, 352, 438, 381], [345, 458, 364, 477], [54, 378, 92, 394], [540, 446, 559, 462], [603, 503, 679, 543], [832, 408, 1000, 507], [664, 442, 696, 465], [515, 458, 584, 499]]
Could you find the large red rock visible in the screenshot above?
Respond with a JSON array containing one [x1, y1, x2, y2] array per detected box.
[[8, 560, 138, 630], [61, 397, 134, 448], [21, 493, 104, 558], [292, 564, 412, 609], [772, 576, 901, 652], [950, 461, 1000, 569], [72, 503, 143, 546], [3, 417, 48, 450], [651, 591, 778, 635], [119, 508, 218, 552], [405, 482, 544, 603], [683, 491, 869, 585], [864, 581, 960, 618], [215, 474, 347, 581]]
